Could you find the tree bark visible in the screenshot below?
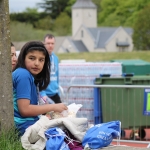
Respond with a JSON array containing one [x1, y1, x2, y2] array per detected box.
[[0, 0, 14, 131]]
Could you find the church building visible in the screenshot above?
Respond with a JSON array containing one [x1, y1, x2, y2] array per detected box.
[[57, 0, 133, 53]]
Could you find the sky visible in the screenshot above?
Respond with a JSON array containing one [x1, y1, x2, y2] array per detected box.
[[9, 0, 43, 13]]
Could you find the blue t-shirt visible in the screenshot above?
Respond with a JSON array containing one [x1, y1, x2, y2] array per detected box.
[[12, 68, 39, 135], [40, 52, 59, 97]]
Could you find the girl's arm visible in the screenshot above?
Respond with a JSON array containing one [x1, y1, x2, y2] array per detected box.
[[17, 99, 67, 117]]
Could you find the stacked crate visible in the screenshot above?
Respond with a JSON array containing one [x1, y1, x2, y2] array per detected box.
[[59, 62, 122, 124]]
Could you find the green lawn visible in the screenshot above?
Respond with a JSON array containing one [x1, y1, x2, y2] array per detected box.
[[57, 51, 150, 62], [0, 128, 24, 150]]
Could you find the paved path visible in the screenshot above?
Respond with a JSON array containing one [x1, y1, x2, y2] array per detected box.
[[101, 146, 148, 150]]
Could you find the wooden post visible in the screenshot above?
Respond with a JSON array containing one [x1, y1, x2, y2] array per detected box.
[[0, 0, 14, 131]]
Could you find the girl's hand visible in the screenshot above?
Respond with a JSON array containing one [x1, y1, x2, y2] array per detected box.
[[53, 103, 68, 113]]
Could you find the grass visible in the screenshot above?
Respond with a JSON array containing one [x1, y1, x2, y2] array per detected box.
[[57, 51, 150, 62], [0, 127, 23, 150]]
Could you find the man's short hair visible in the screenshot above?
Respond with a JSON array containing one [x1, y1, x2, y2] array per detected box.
[[44, 34, 55, 41]]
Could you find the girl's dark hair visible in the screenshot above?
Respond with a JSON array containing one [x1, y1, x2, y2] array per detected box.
[[11, 42, 14, 47], [13, 41, 50, 91]]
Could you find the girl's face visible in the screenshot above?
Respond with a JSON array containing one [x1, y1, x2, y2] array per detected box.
[[11, 46, 17, 70], [25, 50, 45, 75]]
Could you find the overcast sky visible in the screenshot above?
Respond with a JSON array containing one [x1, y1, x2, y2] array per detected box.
[[9, 0, 43, 13]]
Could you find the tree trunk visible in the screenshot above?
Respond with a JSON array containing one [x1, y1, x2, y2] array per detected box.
[[0, 0, 14, 131]]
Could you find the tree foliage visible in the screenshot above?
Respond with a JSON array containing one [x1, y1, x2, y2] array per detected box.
[[98, 0, 150, 27], [92, 0, 101, 13], [10, 0, 150, 50], [37, 0, 70, 19], [132, 4, 150, 50], [37, 0, 100, 18], [64, 0, 76, 17], [10, 0, 150, 29], [34, 16, 54, 30], [10, 8, 49, 28], [53, 12, 71, 35]]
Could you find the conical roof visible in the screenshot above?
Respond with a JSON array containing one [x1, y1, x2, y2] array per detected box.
[[72, 0, 97, 9]]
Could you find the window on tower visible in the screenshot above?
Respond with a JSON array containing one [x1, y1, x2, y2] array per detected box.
[[81, 30, 84, 38]]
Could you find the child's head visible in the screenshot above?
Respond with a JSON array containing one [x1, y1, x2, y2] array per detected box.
[[11, 42, 17, 70], [14, 41, 50, 90], [44, 34, 55, 55]]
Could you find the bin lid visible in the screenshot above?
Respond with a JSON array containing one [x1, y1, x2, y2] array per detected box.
[[110, 59, 150, 65], [94, 75, 150, 85]]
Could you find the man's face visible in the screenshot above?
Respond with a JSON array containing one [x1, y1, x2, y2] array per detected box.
[[44, 37, 55, 55]]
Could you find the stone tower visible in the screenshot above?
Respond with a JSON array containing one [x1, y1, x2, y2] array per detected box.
[[72, 0, 97, 36]]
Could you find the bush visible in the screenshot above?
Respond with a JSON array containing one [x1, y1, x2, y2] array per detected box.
[[10, 21, 57, 41], [53, 12, 71, 36], [133, 4, 150, 50]]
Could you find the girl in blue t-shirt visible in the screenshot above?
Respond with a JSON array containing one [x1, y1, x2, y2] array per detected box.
[[12, 41, 67, 135]]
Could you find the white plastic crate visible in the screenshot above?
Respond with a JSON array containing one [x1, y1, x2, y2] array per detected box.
[[59, 62, 122, 124]]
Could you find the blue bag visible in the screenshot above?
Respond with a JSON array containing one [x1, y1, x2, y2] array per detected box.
[[45, 127, 70, 150], [82, 120, 121, 149]]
